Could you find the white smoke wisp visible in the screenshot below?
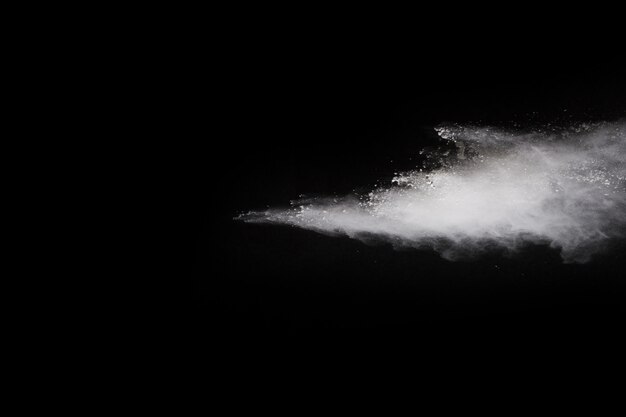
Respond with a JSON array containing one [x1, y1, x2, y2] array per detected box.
[[239, 121, 626, 263]]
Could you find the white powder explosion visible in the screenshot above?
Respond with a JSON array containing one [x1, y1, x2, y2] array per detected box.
[[239, 121, 626, 262]]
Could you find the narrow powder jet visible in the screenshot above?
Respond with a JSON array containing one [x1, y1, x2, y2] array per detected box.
[[238, 121, 626, 262]]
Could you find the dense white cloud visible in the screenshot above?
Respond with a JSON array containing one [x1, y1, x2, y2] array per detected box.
[[239, 121, 626, 262]]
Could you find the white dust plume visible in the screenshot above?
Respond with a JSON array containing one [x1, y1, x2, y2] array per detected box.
[[238, 121, 626, 262]]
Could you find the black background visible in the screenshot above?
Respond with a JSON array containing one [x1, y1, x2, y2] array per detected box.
[[190, 24, 625, 381]]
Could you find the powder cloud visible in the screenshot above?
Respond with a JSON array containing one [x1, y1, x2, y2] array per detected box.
[[239, 121, 626, 262]]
